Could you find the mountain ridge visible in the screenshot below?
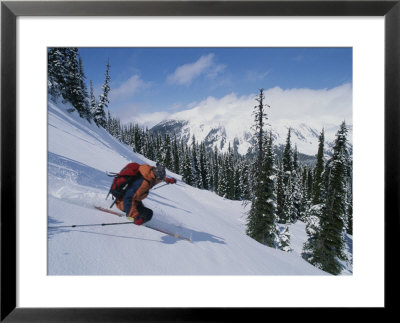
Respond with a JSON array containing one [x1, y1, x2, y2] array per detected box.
[[150, 117, 353, 160]]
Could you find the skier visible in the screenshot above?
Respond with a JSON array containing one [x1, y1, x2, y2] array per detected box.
[[114, 163, 176, 225]]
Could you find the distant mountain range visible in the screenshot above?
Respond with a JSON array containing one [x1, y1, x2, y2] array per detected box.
[[150, 117, 353, 163], [146, 87, 353, 162]]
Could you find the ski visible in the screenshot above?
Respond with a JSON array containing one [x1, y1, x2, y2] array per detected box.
[[94, 206, 192, 242], [144, 223, 192, 243], [94, 206, 125, 217]]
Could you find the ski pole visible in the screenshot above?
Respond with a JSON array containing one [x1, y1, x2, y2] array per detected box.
[[152, 183, 169, 191], [48, 221, 134, 229]]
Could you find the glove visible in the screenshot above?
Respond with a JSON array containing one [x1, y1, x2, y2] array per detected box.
[[165, 177, 177, 184]]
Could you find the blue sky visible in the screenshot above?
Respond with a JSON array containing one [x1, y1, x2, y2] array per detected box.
[[79, 47, 352, 125]]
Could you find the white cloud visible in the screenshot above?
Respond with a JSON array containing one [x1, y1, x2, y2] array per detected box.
[[167, 53, 225, 86], [206, 63, 226, 80], [246, 70, 270, 82], [134, 111, 171, 128], [110, 74, 150, 102], [265, 83, 353, 129]]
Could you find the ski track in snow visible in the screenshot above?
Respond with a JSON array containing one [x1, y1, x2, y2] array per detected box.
[[47, 101, 350, 275]]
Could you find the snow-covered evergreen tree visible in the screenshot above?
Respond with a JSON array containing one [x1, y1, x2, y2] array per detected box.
[[206, 151, 214, 191], [304, 122, 350, 275], [307, 168, 313, 200], [48, 48, 66, 100], [276, 163, 286, 224], [76, 54, 91, 121], [239, 160, 251, 201], [302, 203, 324, 263], [212, 146, 220, 193], [283, 176, 294, 223], [90, 80, 97, 120], [172, 132, 180, 174], [299, 167, 311, 221], [191, 135, 201, 188], [312, 128, 325, 204], [217, 156, 228, 198], [291, 157, 303, 223], [277, 224, 292, 252], [282, 128, 293, 176], [233, 162, 241, 200], [247, 92, 278, 247], [48, 48, 90, 120], [182, 146, 194, 186], [94, 59, 111, 127], [225, 143, 235, 199], [163, 132, 173, 170], [134, 125, 143, 154], [199, 142, 208, 190], [155, 133, 163, 163]]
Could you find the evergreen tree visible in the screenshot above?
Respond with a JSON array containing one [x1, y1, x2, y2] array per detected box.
[[283, 175, 294, 223], [134, 125, 143, 154], [191, 135, 201, 188], [206, 152, 214, 191], [276, 163, 286, 224], [77, 54, 91, 120], [281, 128, 294, 223], [282, 128, 293, 175], [172, 132, 180, 174], [179, 140, 186, 176], [246, 99, 278, 250], [212, 146, 220, 192], [251, 88, 268, 172], [94, 59, 111, 127], [248, 88, 267, 200], [90, 80, 97, 119], [217, 155, 228, 198], [291, 154, 303, 223], [304, 122, 349, 275], [346, 164, 353, 235], [142, 128, 151, 160], [299, 167, 311, 221], [277, 225, 292, 252], [302, 203, 324, 264], [292, 182, 303, 221], [48, 47, 67, 100], [312, 128, 325, 204], [48, 48, 90, 119], [199, 142, 208, 190], [233, 165, 241, 200], [163, 133, 173, 170], [147, 130, 156, 161], [307, 168, 313, 200], [181, 147, 194, 186], [293, 145, 298, 171], [239, 160, 251, 201], [226, 143, 235, 199]]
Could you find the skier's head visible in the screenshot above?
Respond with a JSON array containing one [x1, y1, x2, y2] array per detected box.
[[153, 163, 166, 181]]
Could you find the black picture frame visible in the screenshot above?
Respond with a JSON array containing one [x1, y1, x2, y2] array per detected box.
[[1, 0, 399, 321]]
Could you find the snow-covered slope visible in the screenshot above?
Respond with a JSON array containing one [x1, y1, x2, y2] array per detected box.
[[48, 101, 327, 275]]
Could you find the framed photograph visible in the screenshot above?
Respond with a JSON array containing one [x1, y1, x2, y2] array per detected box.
[[2, 0, 399, 320]]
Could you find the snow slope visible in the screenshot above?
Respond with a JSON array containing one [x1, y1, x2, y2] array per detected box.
[[48, 101, 327, 275]]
